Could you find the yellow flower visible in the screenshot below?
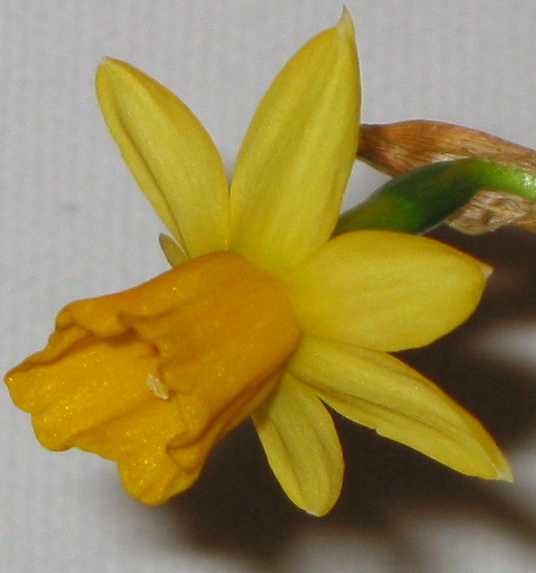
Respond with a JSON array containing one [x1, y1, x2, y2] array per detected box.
[[5, 10, 511, 516]]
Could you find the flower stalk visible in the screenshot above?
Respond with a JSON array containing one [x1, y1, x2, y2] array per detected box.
[[338, 120, 536, 235], [337, 158, 536, 235]]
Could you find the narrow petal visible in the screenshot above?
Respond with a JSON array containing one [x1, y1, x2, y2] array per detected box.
[[97, 58, 229, 256], [230, 9, 360, 272], [159, 233, 187, 267], [286, 231, 490, 352], [253, 374, 344, 516], [290, 336, 511, 481]]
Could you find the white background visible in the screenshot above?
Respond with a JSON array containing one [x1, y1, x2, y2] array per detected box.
[[1, 1, 536, 571]]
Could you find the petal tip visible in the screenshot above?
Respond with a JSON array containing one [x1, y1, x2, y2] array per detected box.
[[96, 56, 120, 79], [95, 57, 119, 94], [96, 57, 138, 91], [337, 6, 355, 40], [158, 233, 187, 267], [480, 261, 494, 280], [98, 56, 113, 66], [303, 495, 338, 517], [304, 509, 324, 518], [496, 460, 514, 483], [98, 56, 124, 69]]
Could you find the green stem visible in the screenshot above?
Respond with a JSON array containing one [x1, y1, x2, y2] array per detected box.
[[335, 158, 536, 235]]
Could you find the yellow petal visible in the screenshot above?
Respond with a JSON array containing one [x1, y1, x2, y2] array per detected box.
[[230, 9, 360, 273], [159, 233, 187, 267], [286, 231, 489, 352], [97, 58, 229, 257], [253, 374, 344, 516], [290, 336, 512, 481]]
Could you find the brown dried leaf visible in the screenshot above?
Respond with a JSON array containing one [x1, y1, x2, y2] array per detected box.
[[448, 190, 536, 235]]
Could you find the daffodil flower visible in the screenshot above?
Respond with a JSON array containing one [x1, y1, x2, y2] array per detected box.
[[5, 11, 511, 517]]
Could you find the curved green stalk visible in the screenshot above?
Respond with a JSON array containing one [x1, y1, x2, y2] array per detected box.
[[335, 158, 536, 235]]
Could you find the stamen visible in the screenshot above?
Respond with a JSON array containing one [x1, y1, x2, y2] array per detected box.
[[146, 373, 169, 400]]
